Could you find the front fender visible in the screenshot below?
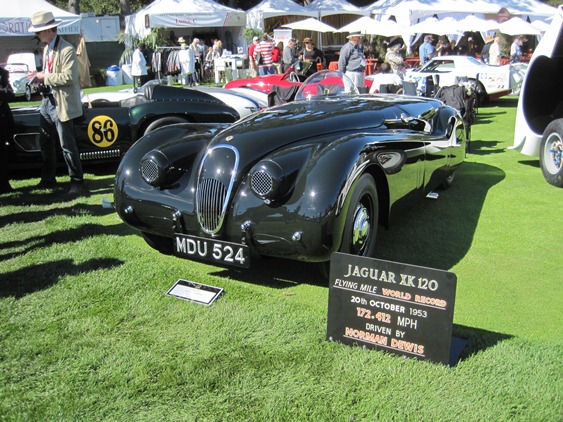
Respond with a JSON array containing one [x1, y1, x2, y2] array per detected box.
[[114, 124, 224, 232], [229, 133, 425, 262]]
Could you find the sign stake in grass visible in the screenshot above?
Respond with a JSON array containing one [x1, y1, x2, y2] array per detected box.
[[166, 279, 224, 306]]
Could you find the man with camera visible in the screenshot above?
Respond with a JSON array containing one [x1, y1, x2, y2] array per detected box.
[[27, 11, 85, 195]]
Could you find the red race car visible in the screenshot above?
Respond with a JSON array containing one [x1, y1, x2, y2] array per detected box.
[[225, 63, 372, 94]]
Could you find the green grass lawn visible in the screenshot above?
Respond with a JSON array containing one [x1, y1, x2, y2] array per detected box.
[[1, 96, 562, 420]]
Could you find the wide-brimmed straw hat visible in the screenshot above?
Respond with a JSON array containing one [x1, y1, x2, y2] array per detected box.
[[177, 36, 186, 43], [28, 11, 62, 32], [347, 31, 362, 39], [387, 36, 403, 49]]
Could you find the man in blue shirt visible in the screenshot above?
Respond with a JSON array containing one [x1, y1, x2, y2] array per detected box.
[[418, 35, 435, 66]]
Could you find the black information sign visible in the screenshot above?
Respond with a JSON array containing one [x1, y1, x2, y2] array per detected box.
[[327, 253, 457, 365]]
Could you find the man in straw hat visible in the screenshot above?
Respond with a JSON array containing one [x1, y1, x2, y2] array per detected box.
[[27, 11, 85, 195], [338, 31, 366, 88]]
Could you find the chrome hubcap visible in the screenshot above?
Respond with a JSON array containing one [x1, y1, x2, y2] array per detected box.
[[546, 134, 563, 174], [352, 203, 371, 255]]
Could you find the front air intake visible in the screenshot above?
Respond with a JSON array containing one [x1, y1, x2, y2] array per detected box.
[[196, 146, 239, 234]]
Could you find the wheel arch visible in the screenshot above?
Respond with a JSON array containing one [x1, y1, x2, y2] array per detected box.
[[138, 114, 195, 137], [364, 164, 391, 228]]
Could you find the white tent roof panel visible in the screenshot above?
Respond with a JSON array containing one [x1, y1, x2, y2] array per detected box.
[[0, 0, 81, 37], [247, 0, 317, 30], [370, 0, 557, 27], [305, 0, 368, 18], [125, 0, 246, 38]]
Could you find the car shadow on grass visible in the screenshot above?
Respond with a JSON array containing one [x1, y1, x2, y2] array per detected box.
[[0, 257, 124, 299], [0, 223, 132, 262], [467, 139, 505, 155], [518, 159, 540, 169], [374, 161, 505, 271], [210, 162, 505, 287], [210, 257, 328, 288], [0, 198, 115, 229]]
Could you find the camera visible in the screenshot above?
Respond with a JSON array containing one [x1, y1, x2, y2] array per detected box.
[[37, 83, 51, 95]]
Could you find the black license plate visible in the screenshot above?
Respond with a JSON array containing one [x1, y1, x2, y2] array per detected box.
[[173, 234, 250, 268]]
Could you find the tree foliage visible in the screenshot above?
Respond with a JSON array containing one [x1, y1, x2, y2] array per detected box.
[[52, 0, 151, 15]]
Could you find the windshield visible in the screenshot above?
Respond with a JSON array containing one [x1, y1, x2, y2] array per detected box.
[[295, 70, 359, 101], [420, 56, 484, 73]]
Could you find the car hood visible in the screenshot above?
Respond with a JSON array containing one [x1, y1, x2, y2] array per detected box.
[[203, 96, 428, 172]]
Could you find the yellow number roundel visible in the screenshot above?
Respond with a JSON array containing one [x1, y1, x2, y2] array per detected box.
[[87, 115, 119, 148]]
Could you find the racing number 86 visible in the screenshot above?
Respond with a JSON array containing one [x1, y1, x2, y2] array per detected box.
[[88, 116, 119, 148]]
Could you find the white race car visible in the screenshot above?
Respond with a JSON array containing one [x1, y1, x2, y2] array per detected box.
[[5, 52, 41, 101], [405, 55, 527, 106], [83, 80, 269, 119], [512, 5, 563, 188]]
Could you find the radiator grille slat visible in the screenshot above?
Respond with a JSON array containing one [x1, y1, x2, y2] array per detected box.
[[196, 146, 239, 234]]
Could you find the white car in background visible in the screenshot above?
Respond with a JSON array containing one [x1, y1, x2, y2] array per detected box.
[[512, 5, 563, 188], [5, 53, 40, 101], [405, 55, 527, 106]]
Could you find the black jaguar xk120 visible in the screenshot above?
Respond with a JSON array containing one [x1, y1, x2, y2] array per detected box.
[[114, 71, 467, 272]]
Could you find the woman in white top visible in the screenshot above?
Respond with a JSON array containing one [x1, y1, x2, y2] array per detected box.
[[178, 42, 195, 85]]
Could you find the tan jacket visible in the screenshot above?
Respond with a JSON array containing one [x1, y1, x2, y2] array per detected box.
[[43, 36, 82, 122]]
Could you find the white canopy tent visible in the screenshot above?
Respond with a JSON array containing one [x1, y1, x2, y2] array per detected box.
[[246, 0, 317, 32], [370, 0, 557, 28], [499, 17, 542, 36], [125, 0, 246, 39], [336, 16, 406, 37], [303, 0, 369, 49], [0, 0, 81, 37], [0, 0, 81, 63], [369, 0, 557, 52], [304, 0, 368, 18], [282, 18, 337, 33]]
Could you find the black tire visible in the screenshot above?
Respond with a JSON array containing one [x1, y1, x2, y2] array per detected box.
[[340, 174, 379, 257], [540, 119, 563, 188], [142, 232, 173, 255], [25, 85, 32, 101], [468, 78, 488, 107], [144, 116, 188, 135], [319, 175, 379, 279], [439, 170, 456, 190]]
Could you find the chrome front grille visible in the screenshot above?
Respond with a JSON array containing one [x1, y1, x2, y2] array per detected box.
[[197, 178, 227, 232], [196, 146, 239, 234]]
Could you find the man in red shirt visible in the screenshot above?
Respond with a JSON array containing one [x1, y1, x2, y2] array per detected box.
[[248, 36, 259, 77], [254, 33, 276, 76]]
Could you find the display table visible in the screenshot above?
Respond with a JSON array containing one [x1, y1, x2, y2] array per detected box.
[[214, 55, 245, 85], [365, 59, 381, 75]]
